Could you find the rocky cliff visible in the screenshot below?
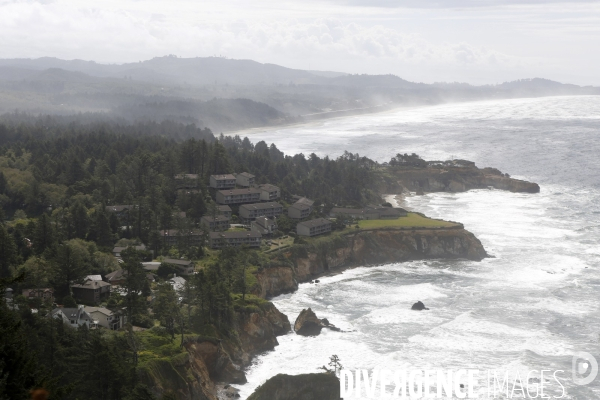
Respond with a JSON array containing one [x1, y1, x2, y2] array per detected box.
[[254, 227, 487, 299], [140, 303, 291, 400], [373, 165, 540, 194], [247, 373, 340, 400]]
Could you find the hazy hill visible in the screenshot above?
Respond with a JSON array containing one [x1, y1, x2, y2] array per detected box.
[[0, 56, 340, 86], [0, 56, 598, 132]]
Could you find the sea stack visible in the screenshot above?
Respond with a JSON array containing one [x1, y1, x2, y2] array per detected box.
[[411, 301, 429, 311], [294, 308, 323, 336]]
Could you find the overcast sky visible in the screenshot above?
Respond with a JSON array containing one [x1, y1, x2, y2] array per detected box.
[[1, 0, 600, 85]]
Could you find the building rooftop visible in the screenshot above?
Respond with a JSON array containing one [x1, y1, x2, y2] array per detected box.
[[297, 218, 332, 228], [240, 202, 283, 211], [162, 258, 193, 266], [211, 174, 236, 180], [217, 205, 232, 211], [253, 216, 275, 229], [53, 307, 92, 319], [218, 188, 262, 195], [71, 280, 111, 289], [113, 244, 147, 253], [84, 306, 114, 316], [201, 215, 230, 222], [289, 203, 311, 211], [330, 207, 365, 214], [294, 197, 315, 207], [258, 183, 280, 192], [209, 231, 262, 239], [160, 229, 202, 237], [236, 172, 255, 178]]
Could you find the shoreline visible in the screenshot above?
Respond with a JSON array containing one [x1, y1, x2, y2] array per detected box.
[[224, 102, 425, 137], [222, 94, 600, 139]]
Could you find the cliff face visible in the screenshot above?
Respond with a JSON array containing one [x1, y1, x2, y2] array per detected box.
[[247, 373, 340, 400], [141, 303, 291, 400], [230, 302, 291, 365], [374, 166, 540, 194], [255, 228, 487, 298]]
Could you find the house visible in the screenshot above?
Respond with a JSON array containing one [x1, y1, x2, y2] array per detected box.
[[85, 275, 103, 282], [52, 306, 96, 328], [161, 258, 195, 276], [142, 262, 161, 272], [216, 188, 262, 205], [170, 276, 187, 293], [288, 203, 311, 219], [296, 218, 332, 237], [239, 202, 284, 221], [4, 288, 17, 310], [209, 174, 237, 189], [218, 205, 233, 219], [105, 269, 127, 286], [161, 229, 204, 247], [366, 206, 407, 219], [251, 217, 278, 235], [294, 197, 314, 208], [71, 279, 111, 304], [22, 288, 54, 302], [329, 207, 366, 219], [209, 231, 262, 249], [235, 172, 255, 187], [106, 268, 155, 285], [112, 244, 148, 258], [258, 184, 280, 201], [85, 307, 127, 330], [200, 215, 231, 231]]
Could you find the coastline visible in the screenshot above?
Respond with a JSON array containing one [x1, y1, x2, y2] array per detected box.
[[253, 225, 487, 300], [222, 95, 600, 139]]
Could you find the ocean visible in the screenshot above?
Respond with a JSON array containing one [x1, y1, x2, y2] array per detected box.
[[232, 95, 600, 399]]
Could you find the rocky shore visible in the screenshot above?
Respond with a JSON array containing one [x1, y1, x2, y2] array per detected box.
[[373, 163, 540, 194], [148, 160, 538, 400], [253, 227, 487, 299]]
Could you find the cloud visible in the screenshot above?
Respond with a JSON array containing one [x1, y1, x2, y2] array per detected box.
[[0, 1, 522, 71], [321, 0, 600, 8], [1, 0, 598, 84]]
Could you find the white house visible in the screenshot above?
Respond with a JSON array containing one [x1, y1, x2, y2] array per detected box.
[[52, 306, 96, 329]]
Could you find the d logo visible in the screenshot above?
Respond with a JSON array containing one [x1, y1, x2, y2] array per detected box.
[[572, 352, 598, 386]]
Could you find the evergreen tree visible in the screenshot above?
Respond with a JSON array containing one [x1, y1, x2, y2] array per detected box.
[[33, 214, 55, 255], [52, 242, 87, 299], [120, 248, 148, 324], [0, 224, 17, 278], [0, 302, 44, 399]]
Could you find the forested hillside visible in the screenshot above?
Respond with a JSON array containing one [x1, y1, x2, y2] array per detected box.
[[0, 114, 380, 400]]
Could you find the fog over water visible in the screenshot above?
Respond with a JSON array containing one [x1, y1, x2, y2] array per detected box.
[[233, 96, 600, 399]]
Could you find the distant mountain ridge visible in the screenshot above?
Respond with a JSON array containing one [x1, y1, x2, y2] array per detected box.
[[0, 56, 598, 133], [0, 56, 345, 86]]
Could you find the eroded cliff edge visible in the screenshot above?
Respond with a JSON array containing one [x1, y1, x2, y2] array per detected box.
[[139, 302, 291, 400], [372, 162, 540, 194], [253, 227, 487, 299]]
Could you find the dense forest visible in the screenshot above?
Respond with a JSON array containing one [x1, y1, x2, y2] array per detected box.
[[0, 114, 382, 399]]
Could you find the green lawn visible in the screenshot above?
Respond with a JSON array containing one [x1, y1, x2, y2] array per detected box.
[[357, 213, 459, 229]]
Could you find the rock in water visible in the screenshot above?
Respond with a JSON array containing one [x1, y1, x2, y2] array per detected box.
[[294, 308, 324, 336], [247, 373, 340, 400], [411, 301, 429, 311]]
